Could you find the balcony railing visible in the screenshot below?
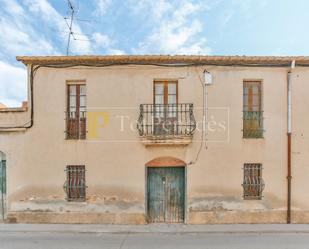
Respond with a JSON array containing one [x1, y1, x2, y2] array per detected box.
[[137, 103, 196, 138], [243, 111, 263, 138], [66, 111, 86, 139]]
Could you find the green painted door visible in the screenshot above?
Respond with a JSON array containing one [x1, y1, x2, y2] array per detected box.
[[0, 160, 6, 220], [147, 167, 185, 223]]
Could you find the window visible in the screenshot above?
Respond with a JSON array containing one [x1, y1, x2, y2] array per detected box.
[[64, 165, 86, 201], [242, 163, 264, 200], [243, 81, 263, 138], [66, 84, 86, 139], [153, 81, 178, 135]]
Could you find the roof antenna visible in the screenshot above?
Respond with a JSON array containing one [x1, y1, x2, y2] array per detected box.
[[65, 0, 75, 55], [64, 0, 92, 55]]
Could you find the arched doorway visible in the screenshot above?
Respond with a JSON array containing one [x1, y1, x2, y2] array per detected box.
[[0, 151, 6, 221], [146, 157, 186, 223]]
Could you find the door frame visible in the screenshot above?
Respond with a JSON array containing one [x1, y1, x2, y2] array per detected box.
[[145, 162, 187, 224], [0, 151, 6, 221], [153, 80, 178, 105]]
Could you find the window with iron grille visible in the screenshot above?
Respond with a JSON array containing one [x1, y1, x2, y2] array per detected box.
[[243, 81, 263, 138], [66, 84, 86, 139], [64, 165, 86, 201], [242, 163, 265, 200]]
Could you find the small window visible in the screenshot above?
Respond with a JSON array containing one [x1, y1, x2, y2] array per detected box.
[[243, 81, 263, 138], [64, 165, 86, 202], [242, 163, 264, 200]]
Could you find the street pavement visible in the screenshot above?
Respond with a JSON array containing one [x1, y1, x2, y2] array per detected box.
[[1, 224, 309, 249]]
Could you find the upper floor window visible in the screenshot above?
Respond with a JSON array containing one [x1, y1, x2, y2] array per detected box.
[[66, 83, 86, 139], [243, 81, 263, 138]]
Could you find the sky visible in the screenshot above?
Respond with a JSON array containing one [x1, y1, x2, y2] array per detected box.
[[0, 0, 309, 106]]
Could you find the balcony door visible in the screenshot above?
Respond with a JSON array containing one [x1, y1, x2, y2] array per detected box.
[[153, 81, 178, 135]]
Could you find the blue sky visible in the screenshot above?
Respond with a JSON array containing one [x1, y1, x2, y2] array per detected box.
[[0, 0, 309, 106]]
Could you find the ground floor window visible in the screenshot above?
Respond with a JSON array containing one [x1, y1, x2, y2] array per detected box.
[[242, 163, 264, 200], [64, 165, 86, 201]]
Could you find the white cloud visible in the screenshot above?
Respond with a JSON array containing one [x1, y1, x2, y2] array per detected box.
[[133, 1, 211, 55], [93, 0, 112, 16], [0, 0, 56, 55], [2, 0, 25, 16], [106, 49, 126, 55], [131, 0, 172, 20], [0, 61, 27, 107], [92, 32, 112, 48], [92, 32, 126, 55]]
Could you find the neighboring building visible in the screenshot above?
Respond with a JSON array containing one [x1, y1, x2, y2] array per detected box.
[[0, 55, 308, 224], [0, 103, 7, 109]]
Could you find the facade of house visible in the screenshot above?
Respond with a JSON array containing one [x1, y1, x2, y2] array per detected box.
[[0, 55, 309, 224]]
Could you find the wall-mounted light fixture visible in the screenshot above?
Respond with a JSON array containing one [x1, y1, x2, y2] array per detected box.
[[204, 70, 213, 85]]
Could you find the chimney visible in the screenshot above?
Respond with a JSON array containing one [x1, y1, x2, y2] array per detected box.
[[22, 101, 28, 110]]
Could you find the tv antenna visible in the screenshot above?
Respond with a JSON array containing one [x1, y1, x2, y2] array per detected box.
[[64, 0, 93, 55], [65, 0, 75, 55]]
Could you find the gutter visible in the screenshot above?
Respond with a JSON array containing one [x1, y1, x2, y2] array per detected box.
[[287, 60, 295, 224]]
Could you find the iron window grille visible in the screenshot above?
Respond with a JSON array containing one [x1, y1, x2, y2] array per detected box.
[[137, 103, 196, 137], [243, 111, 263, 138], [63, 165, 86, 202], [242, 163, 265, 200], [66, 111, 87, 139]]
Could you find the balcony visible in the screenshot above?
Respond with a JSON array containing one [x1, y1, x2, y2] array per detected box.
[[243, 111, 263, 138], [66, 111, 86, 140], [137, 103, 196, 145]]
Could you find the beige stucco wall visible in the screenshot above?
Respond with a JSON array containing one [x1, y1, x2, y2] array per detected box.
[[0, 64, 308, 224]]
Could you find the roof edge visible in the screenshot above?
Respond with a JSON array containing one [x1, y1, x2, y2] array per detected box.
[[16, 55, 309, 66]]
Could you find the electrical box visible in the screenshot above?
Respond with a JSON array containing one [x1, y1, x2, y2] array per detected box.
[[204, 71, 213, 85]]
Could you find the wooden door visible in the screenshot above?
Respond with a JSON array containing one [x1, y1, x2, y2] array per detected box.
[[147, 167, 185, 223]]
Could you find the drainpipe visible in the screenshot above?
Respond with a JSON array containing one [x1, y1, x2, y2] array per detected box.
[[287, 60, 295, 224]]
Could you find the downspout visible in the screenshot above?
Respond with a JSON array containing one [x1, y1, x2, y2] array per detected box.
[[287, 60, 295, 224]]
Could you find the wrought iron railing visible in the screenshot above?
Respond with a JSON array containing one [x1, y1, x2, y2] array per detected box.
[[137, 103, 196, 137], [66, 111, 86, 139], [243, 111, 263, 138]]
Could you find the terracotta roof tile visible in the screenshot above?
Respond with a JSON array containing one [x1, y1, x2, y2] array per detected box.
[[15, 55, 309, 66]]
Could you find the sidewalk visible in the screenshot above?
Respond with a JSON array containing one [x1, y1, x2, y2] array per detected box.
[[1, 224, 309, 234]]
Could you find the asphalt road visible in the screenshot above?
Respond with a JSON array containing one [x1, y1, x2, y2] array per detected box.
[[1, 232, 309, 249]]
